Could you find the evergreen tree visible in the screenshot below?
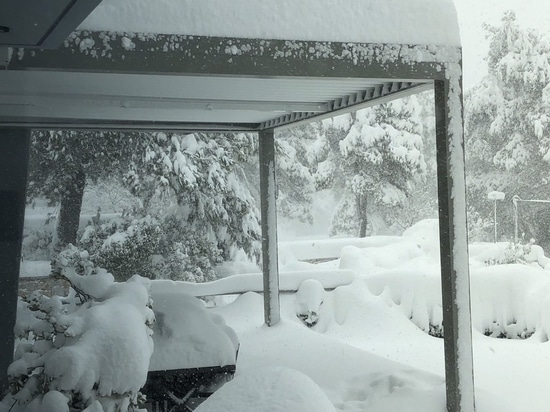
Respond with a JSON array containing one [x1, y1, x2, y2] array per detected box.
[[275, 124, 318, 224], [126, 132, 261, 262], [465, 11, 550, 244], [315, 97, 427, 237], [28, 130, 143, 250], [28, 131, 261, 278]]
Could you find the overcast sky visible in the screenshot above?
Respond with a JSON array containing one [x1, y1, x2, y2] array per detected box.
[[454, 0, 550, 90]]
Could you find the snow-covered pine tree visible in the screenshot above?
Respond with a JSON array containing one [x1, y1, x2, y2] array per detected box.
[[465, 11, 550, 244], [315, 97, 427, 237], [29, 130, 261, 281], [127, 132, 261, 265], [275, 124, 318, 224]]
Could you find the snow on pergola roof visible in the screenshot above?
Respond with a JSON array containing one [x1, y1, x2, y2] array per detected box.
[[0, 0, 461, 131], [79, 0, 461, 47]]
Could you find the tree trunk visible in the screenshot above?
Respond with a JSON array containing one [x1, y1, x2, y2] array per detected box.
[[55, 170, 86, 250], [357, 193, 368, 238]]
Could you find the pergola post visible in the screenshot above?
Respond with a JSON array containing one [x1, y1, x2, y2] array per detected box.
[[434, 78, 476, 412], [258, 128, 280, 326], [0, 128, 31, 394]]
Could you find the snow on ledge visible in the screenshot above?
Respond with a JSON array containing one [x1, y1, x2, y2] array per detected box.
[[151, 269, 355, 297], [79, 0, 461, 47]]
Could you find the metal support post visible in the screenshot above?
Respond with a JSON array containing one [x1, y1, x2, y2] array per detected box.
[[434, 78, 476, 412], [0, 128, 31, 395], [258, 128, 280, 326]]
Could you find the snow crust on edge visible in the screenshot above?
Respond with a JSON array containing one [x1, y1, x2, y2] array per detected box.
[[79, 0, 461, 47]]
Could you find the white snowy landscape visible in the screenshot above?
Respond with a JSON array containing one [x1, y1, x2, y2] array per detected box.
[[7, 215, 550, 412], [165, 221, 550, 412]]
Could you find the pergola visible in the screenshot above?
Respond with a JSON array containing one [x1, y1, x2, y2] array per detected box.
[[0, 1, 475, 410]]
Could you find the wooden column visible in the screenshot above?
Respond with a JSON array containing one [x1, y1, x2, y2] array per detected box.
[[258, 128, 280, 326], [0, 128, 31, 394], [434, 78, 476, 412]]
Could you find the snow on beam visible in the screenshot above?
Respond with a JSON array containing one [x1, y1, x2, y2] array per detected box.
[[8, 32, 457, 81], [0, 128, 30, 394], [258, 128, 280, 326], [434, 72, 475, 411]]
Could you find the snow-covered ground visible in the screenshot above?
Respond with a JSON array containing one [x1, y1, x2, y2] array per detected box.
[[15, 218, 550, 411], [199, 219, 550, 411]]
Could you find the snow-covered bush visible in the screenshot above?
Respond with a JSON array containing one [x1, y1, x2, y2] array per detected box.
[[482, 242, 525, 266], [80, 216, 163, 282], [1, 246, 155, 412], [151, 216, 223, 282], [79, 214, 222, 282]]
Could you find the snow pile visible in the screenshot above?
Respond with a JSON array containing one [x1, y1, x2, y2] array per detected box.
[[201, 218, 550, 410], [148, 291, 238, 371], [195, 366, 336, 412], [334, 220, 550, 339], [80, 0, 460, 47], [211, 280, 512, 411]]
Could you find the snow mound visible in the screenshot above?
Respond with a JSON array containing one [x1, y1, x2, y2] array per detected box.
[[195, 366, 336, 412], [339, 241, 424, 272], [401, 218, 441, 261]]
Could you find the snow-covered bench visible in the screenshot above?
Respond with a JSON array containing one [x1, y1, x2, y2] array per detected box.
[[150, 269, 355, 297], [143, 291, 240, 411]]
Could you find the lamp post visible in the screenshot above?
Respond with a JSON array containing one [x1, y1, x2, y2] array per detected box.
[[488, 191, 505, 243]]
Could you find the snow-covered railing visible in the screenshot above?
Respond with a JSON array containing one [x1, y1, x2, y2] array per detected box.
[[151, 269, 355, 297]]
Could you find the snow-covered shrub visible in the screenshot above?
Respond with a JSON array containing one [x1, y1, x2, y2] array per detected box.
[[81, 216, 163, 282], [1, 246, 155, 412], [78, 214, 222, 282], [483, 242, 525, 266], [152, 216, 223, 282]]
